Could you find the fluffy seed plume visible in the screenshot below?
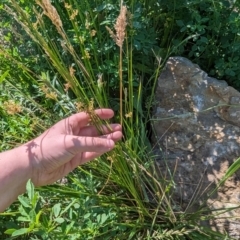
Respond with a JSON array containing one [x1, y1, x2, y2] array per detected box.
[[106, 5, 127, 47], [106, 4, 128, 126], [36, 0, 63, 33]]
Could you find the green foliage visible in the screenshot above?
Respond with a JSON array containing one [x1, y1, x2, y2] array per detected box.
[[0, 0, 240, 239], [157, 0, 240, 88], [1, 179, 124, 239]]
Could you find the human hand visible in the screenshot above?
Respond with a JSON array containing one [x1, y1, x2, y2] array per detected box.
[[24, 109, 122, 187]]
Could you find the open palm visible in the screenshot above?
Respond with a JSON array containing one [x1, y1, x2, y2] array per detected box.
[[24, 109, 122, 186]]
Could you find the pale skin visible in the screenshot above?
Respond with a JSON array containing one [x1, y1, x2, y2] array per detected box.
[[0, 109, 122, 212]]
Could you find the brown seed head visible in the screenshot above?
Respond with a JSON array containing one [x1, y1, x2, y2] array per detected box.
[[69, 65, 76, 77], [114, 5, 127, 47], [64, 82, 72, 92], [3, 100, 22, 115], [106, 5, 127, 48], [64, 3, 72, 10], [36, 0, 63, 31], [82, 49, 90, 60], [46, 92, 58, 100], [40, 84, 57, 100], [70, 9, 78, 20], [90, 29, 97, 37], [75, 102, 85, 112]]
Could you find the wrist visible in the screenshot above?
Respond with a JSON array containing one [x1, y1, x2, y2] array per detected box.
[[0, 145, 32, 211], [15, 144, 33, 181]]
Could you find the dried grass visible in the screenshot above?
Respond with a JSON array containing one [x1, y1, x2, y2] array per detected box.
[[36, 0, 62, 33], [106, 5, 127, 48], [106, 5, 128, 125]]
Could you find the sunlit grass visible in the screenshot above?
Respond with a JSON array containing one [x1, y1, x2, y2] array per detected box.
[[0, 0, 240, 239]]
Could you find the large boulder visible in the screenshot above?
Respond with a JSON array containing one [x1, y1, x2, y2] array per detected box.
[[152, 57, 240, 238]]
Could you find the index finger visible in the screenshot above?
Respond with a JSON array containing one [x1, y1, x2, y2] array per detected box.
[[69, 108, 115, 134]]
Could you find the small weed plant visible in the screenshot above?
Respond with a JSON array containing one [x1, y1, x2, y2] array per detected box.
[[0, 0, 240, 239]]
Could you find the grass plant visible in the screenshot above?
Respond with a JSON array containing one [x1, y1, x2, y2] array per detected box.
[[0, 0, 240, 239]]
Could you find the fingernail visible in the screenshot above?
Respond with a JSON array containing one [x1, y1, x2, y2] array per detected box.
[[108, 140, 115, 148]]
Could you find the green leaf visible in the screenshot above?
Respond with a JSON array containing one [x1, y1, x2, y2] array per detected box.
[[176, 20, 184, 27], [220, 157, 240, 186], [96, 213, 108, 224], [0, 70, 9, 84], [12, 228, 29, 236], [61, 199, 77, 215], [31, 192, 39, 209], [54, 217, 65, 224], [17, 216, 30, 222], [73, 203, 80, 209], [225, 68, 236, 77], [65, 221, 75, 234], [84, 213, 91, 219], [36, 210, 43, 225], [53, 203, 61, 218], [200, 36, 208, 43], [18, 195, 30, 208], [4, 229, 16, 235], [97, 214, 101, 223], [18, 205, 29, 218], [29, 209, 36, 222], [101, 213, 108, 224], [26, 179, 34, 202]]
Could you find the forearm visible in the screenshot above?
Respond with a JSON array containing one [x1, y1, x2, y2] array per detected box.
[[0, 146, 31, 212]]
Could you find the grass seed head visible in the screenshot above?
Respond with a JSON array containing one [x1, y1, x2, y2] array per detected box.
[[64, 83, 71, 92], [82, 49, 90, 59], [64, 3, 72, 10], [3, 100, 22, 115], [106, 26, 117, 43], [69, 65, 76, 77], [106, 5, 128, 48], [46, 92, 58, 100], [90, 29, 97, 37], [70, 9, 78, 20], [36, 0, 63, 33], [79, 36, 85, 44], [97, 73, 103, 89], [75, 102, 85, 112], [125, 112, 133, 118], [115, 5, 127, 47], [40, 85, 57, 100]]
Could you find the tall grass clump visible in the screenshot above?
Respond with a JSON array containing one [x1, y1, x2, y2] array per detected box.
[[0, 0, 239, 239]]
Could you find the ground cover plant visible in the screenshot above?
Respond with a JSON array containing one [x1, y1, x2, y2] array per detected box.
[[1, 0, 240, 239]]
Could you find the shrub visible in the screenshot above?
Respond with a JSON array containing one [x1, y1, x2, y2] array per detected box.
[[157, 0, 240, 88]]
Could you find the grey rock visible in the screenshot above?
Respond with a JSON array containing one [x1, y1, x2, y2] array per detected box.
[[152, 57, 240, 239]]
